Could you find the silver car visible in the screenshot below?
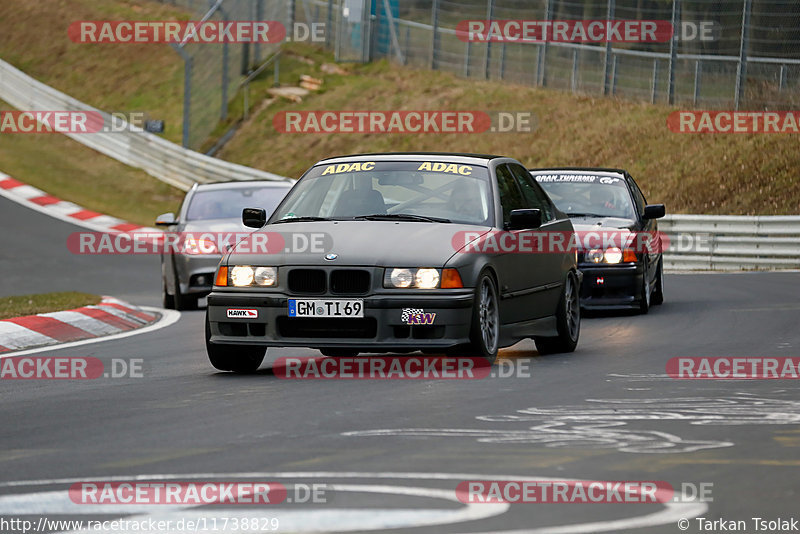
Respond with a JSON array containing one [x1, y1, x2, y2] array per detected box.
[[156, 180, 293, 310]]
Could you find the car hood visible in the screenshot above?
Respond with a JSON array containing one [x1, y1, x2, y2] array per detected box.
[[228, 220, 493, 267], [180, 219, 252, 234]]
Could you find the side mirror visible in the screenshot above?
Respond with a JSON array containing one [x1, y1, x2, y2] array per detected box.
[[243, 207, 267, 228], [155, 212, 177, 226], [508, 209, 542, 230], [643, 204, 666, 220]]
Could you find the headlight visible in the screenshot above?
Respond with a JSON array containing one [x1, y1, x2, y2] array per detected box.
[[254, 266, 277, 286], [585, 248, 636, 264], [228, 265, 278, 287], [183, 236, 218, 255], [586, 249, 604, 263], [230, 266, 254, 286], [604, 247, 623, 264], [415, 268, 440, 289], [384, 268, 442, 289], [389, 268, 413, 288]]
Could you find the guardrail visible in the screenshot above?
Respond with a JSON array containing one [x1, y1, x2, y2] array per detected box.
[[0, 59, 292, 191], [660, 214, 800, 271]]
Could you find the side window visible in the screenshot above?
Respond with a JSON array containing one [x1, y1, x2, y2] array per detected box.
[[495, 164, 526, 227], [627, 176, 646, 217], [507, 163, 555, 222]]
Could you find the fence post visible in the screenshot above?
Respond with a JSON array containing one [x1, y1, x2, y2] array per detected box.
[[171, 44, 192, 148], [288, 0, 296, 35], [779, 65, 787, 92], [693, 60, 702, 106], [430, 0, 440, 70], [500, 43, 506, 80], [571, 49, 578, 93], [602, 0, 615, 95], [484, 0, 494, 80], [464, 41, 471, 77], [667, 0, 680, 105], [651, 58, 659, 104], [253, 0, 263, 64], [538, 0, 552, 86], [326, 0, 333, 50], [734, 0, 752, 110], [404, 25, 410, 65], [611, 55, 618, 95], [220, 7, 229, 121]]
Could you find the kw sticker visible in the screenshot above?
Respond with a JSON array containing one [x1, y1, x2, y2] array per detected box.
[[320, 162, 375, 175], [227, 308, 258, 318], [417, 162, 472, 175], [402, 308, 436, 325]]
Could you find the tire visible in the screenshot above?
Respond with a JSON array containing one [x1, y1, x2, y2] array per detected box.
[[638, 264, 651, 314], [205, 315, 266, 373], [534, 271, 580, 355], [464, 271, 500, 365], [651, 259, 664, 306], [320, 348, 359, 357], [173, 274, 198, 311], [161, 275, 175, 310]]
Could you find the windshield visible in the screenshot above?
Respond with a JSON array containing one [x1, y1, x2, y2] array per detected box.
[[533, 172, 635, 219], [186, 186, 290, 221], [270, 160, 493, 226]]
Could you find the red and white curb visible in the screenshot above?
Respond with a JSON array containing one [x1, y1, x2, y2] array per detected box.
[[0, 172, 159, 234], [0, 297, 159, 354]]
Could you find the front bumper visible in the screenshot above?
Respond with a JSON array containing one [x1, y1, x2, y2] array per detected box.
[[175, 254, 222, 296], [578, 263, 643, 309], [207, 290, 475, 350]]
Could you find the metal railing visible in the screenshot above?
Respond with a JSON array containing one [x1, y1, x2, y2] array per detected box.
[[0, 59, 292, 191], [660, 214, 800, 271]]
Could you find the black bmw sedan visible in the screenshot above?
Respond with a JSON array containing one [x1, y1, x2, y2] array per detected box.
[[531, 167, 666, 314], [204, 153, 582, 372]]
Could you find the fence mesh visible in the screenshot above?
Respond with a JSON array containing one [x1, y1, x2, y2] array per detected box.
[[297, 0, 800, 110], [158, 0, 285, 149]]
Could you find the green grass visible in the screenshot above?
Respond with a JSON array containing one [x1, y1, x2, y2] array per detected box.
[[0, 0, 187, 144], [0, 101, 185, 227], [0, 292, 101, 320]]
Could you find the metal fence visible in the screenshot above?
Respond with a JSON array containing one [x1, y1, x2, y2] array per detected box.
[[660, 215, 800, 270], [158, 0, 286, 149], [0, 59, 291, 190], [297, 0, 800, 110]]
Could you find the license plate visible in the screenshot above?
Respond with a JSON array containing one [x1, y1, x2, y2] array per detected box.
[[288, 299, 364, 318]]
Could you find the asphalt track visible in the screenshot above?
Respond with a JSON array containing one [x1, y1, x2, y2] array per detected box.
[[2, 193, 800, 533]]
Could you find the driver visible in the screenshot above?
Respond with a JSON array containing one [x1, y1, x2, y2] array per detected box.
[[589, 187, 616, 210], [449, 181, 484, 220]]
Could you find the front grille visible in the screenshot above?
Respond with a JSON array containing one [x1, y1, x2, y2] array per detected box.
[[330, 269, 371, 294], [277, 317, 377, 338], [288, 269, 326, 294]]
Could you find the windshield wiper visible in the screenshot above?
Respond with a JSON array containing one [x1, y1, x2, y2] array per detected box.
[[272, 216, 331, 224], [353, 213, 451, 223], [566, 212, 606, 218]]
